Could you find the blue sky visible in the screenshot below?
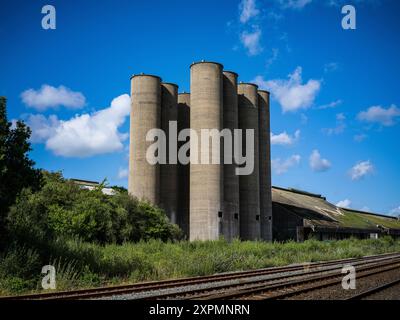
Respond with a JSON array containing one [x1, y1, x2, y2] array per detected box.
[[1, 0, 399, 215]]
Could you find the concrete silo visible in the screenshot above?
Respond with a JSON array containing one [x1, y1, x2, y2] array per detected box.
[[223, 71, 240, 241], [258, 90, 273, 241], [160, 83, 179, 224], [190, 61, 224, 241], [128, 74, 161, 204], [177, 92, 191, 237], [238, 83, 261, 240]]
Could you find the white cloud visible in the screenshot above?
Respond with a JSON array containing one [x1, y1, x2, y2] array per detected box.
[[21, 85, 86, 111], [323, 113, 346, 135], [26, 114, 59, 143], [27, 94, 130, 157], [309, 149, 331, 172], [324, 62, 339, 73], [278, 0, 312, 9], [271, 129, 300, 145], [336, 113, 345, 121], [336, 199, 351, 208], [357, 105, 400, 126], [266, 48, 279, 69], [354, 133, 367, 142], [240, 28, 263, 56], [318, 99, 342, 110], [300, 113, 308, 124], [118, 167, 129, 179], [390, 206, 400, 217], [272, 154, 301, 175], [253, 67, 321, 112], [349, 160, 374, 180], [239, 0, 259, 23]]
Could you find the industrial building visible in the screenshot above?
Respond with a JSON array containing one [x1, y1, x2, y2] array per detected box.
[[128, 61, 272, 242], [272, 186, 400, 241], [127, 60, 400, 242]]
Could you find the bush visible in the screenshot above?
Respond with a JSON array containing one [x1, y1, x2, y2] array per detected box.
[[7, 171, 182, 244]]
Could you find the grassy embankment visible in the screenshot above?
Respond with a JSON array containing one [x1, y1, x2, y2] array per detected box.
[[1, 237, 400, 296]]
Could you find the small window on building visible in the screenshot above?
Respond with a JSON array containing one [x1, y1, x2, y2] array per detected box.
[[234, 213, 239, 220], [218, 211, 223, 218], [256, 215, 260, 221], [268, 216, 272, 221]]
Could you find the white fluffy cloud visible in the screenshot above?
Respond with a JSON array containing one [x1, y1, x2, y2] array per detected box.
[[278, 0, 312, 9], [117, 167, 129, 179], [27, 94, 130, 157], [21, 85, 86, 111], [240, 28, 262, 56], [271, 129, 300, 145], [309, 149, 331, 172], [349, 160, 374, 180], [26, 114, 59, 143], [336, 199, 351, 208], [252, 67, 321, 112], [272, 154, 301, 175], [239, 0, 259, 23], [357, 105, 400, 126]]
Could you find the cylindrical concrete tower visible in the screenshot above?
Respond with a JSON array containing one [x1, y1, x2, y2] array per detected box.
[[129, 74, 161, 204], [223, 71, 240, 241], [190, 61, 224, 241], [238, 83, 260, 240], [160, 83, 179, 224], [258, 90, 273, 241], [177, 92, 191, 238]]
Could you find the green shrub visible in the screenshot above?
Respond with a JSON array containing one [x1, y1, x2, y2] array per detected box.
[[7, 171, 182, 244]]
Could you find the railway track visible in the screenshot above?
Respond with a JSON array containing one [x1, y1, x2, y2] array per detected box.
[[1, 252, 399, 300], [196, 257, 400, 300], [345, 278, 400, 300]]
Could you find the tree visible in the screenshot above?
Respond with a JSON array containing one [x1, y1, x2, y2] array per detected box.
[[0, 97, 42, 246]]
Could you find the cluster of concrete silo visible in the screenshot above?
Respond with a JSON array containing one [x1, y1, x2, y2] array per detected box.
[[128, 61, 272, 242]]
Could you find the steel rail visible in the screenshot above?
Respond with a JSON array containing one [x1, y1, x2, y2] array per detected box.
[[141, 255, 400, 300], [345, 278, 400, 300], [199, 258, 400, 300]]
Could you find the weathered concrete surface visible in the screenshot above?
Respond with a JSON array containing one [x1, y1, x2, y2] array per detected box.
[[223, 71, 240, 241], [190, 62, 223, 241], [258, 90, 272, 241], [160, 83, 179, 224], [129, 74, 161, 204], [238, 83, 260, 240], [177, 92, 191, 238]]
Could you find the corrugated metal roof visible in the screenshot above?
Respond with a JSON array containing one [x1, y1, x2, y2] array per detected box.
[[272, 186, 400, 231]]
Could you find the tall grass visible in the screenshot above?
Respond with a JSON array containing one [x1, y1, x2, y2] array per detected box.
[[1, 237, 400, 295]]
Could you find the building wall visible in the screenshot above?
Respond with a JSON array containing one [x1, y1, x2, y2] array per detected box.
[[258, 90, 272, 241], [129, 75, 161, 204], [189, 62, 224, 241], [177, 93, 190, 238], [160, 83, 179, 224], [272, 203, 303, 241], [222, 71, 240, 241], [238, 83, 261, 240]]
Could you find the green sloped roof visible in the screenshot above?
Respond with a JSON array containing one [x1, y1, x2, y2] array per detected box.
[[272, 186, 400, 231], [340, 208, 400, 230]]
